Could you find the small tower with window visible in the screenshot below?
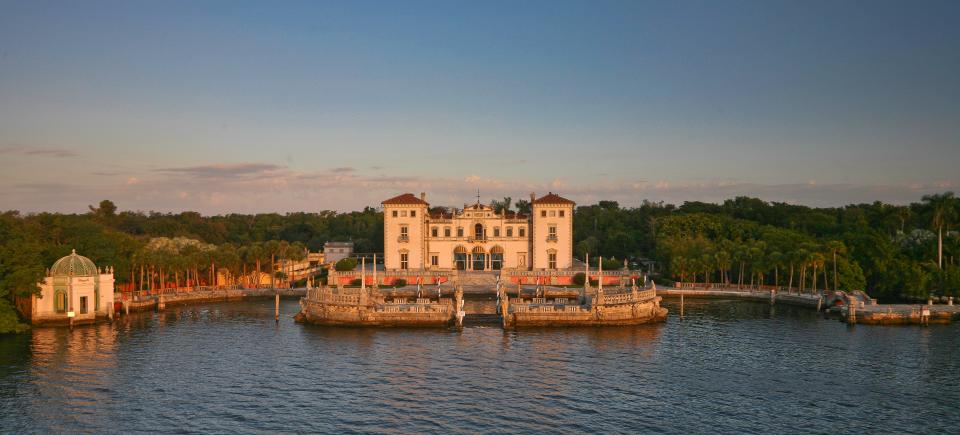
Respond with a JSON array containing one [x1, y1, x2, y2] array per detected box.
[[531, 192, 575, 270], [382, 193, 429, 270]]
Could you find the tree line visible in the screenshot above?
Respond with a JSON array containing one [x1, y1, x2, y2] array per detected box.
[[1, 193, 958, 332]]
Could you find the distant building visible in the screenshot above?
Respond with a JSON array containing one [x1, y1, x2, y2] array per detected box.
[[323, 242, 354, 264], [20, 249, 115, 324], [381, 192, 574, 271]]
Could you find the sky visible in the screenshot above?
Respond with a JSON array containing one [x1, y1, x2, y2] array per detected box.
[[1, 0, 958, 214]]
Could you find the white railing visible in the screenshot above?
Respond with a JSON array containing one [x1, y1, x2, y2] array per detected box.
[[306, 288, 360, 305], [376, 303, 450, 313]]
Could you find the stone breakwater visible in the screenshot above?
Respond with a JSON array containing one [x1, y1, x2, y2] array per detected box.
[[119, 288, 307, 314], [657, 288, 823, 308], [661, 286, 960, 325], [831, 302, 960, 325]]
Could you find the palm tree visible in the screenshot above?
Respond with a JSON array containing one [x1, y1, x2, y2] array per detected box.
[[922, 192, 957, 270], [825, 240, 846, 292], [769, 251, 784, 288]]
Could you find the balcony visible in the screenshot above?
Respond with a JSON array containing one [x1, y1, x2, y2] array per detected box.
[[546, 235, 558, 242], [468, 236, 487, 243], [397, 235, 410, 242]]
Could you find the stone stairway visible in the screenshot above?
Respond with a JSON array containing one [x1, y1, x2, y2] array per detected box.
[[456, 271, 501, 287]]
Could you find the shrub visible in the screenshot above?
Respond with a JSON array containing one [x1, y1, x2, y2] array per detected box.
[[349, 278, 363, 286], [335, 258, 357, 271], [393, 278, 407, 287], [572, 272, 586, 285], [601, 258, 623, 271], [572, 273, 599, 286]]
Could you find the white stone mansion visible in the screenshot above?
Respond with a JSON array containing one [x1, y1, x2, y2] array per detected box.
[[382, 192, 575, 271]]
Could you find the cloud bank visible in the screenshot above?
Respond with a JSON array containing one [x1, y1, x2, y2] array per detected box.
[[0, 160, 954, 214]]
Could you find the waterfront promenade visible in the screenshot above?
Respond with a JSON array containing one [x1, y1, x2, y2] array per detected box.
[[664, 282, 960, 324], [117, 286, 307, 313]]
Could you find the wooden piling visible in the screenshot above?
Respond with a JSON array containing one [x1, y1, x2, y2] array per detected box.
[[680, 293, 684, 319], [275, 292, 280, 323]]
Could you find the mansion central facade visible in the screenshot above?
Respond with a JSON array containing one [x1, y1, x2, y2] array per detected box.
[[382, 192, 574, 271]]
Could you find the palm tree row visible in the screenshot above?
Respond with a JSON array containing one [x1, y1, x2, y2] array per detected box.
[[661, 236, 850, 293], [131, 237, 307, 292]]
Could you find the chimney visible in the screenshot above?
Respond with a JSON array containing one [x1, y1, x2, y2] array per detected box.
[[420, 192, 426, 202], [530, 192, 536, 204]]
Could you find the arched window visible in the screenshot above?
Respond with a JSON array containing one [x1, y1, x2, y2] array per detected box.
[[490, 246, 504, 270], [454, 246, 468, 271], [471, 246, 486, 271], [54, 289, 67, 313], [474, 223, 484, 240]]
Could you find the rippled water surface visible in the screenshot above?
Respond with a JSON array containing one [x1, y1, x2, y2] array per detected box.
[[2, 298, 959, 433]]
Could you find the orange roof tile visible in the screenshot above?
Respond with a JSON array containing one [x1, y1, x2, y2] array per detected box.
[[533, 192, 575, 205], [382, 193, 429, 205]]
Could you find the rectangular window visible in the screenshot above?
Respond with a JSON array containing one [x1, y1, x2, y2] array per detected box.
[[559, 210, 565, 217], [549, 253, 557, 269], [400, 253, 408, 270], [401, 210, 408, 217], [541, 210, 547, 217], [519, 227, 526, 237], [431, 227, 438, 237], [79, 296, 88, 314], [506, 227, 513, 237], [549, 210, 556, 217], [493, 227, 500, 237], [400, 226, 409, 241], [392, 210, 398, 217], [549, 226, 557, 237], [411, 210, 416, 217], [457, 227, 464, 237], [431, 255, 439, 266], [444, 227, 451, 237]]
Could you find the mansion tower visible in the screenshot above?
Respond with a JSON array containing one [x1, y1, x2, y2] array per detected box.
[[382, 192, 574, 271]]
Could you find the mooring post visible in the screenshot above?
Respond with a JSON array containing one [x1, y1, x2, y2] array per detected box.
[[275, 292, 280, 323], [949, 297, 954, 306], [770, 289, 775, 305], [680, 293, 684, 319], [847, 302, 856, 324]]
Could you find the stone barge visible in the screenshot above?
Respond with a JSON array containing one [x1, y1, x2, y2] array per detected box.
[[500, 282, 667, 328], [295, 286, 463, 327]]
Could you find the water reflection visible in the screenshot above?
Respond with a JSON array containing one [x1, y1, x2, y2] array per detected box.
[[0, 298, 958, 433]]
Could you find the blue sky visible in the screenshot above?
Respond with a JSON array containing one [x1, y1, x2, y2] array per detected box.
[[1, 0, 958, 213]]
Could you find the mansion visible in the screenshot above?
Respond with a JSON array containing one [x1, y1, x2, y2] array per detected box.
[[382, 192, 575, 271]]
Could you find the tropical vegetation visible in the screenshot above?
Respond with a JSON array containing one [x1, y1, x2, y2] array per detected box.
[[1, 193, 958, 333]]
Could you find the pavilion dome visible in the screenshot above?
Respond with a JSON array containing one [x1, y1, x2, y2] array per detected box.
[[50, 249, 98, 277]]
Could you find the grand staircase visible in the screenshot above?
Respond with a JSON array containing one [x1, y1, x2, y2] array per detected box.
[[457, 271, 501, 287]]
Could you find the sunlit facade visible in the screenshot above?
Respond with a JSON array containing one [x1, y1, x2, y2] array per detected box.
[[382, 192, 574, 271]]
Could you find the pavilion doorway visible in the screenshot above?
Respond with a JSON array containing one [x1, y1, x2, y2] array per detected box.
[[454, 246, 468, 270], [471, 246, 486, 271], [490, 246, 504, 270]]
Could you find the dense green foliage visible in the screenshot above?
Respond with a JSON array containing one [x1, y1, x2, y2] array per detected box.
[[0, 201, 382, 333], [572, 195, 959, 302], [1, 194, 958, 332], [334, 258, 358, 271]]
